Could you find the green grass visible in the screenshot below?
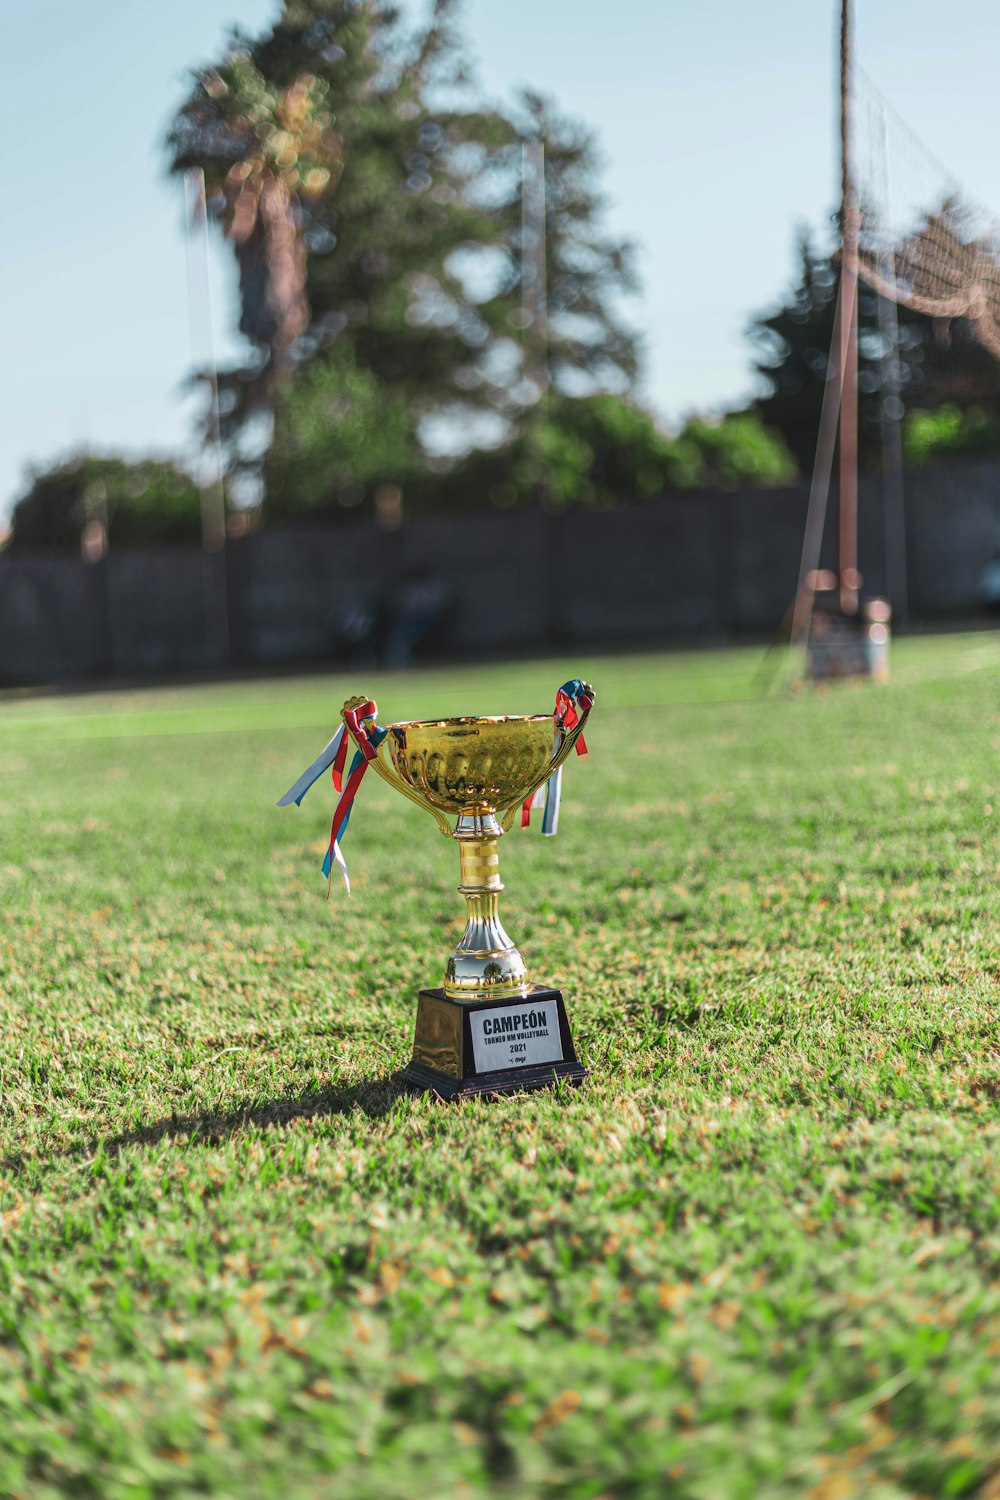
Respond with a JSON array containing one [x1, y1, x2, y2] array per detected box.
[[1, 638, 999, 1499]]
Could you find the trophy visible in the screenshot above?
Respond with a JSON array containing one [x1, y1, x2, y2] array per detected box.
[[279, 679, 595, 1098]]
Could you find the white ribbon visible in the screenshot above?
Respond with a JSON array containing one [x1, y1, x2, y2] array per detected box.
[[327, 837, 350, 895], [539, 727, 563, 836], [541, 764, 563, 836]]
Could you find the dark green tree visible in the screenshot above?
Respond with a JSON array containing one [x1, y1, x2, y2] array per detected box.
[[428, 91, 640, 424], [903, 402, 1000, 466], [166, 0, 641, 519], [541, 397, 795, 503], [7, 456, 202, 552], [659, 412, 797, 492], [410, 395, 796, 513], [169, 1, 514, 495], [266, 344, 414, 516]]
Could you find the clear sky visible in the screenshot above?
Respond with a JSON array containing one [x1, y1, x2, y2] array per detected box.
[[4, 0, 1000, 518]]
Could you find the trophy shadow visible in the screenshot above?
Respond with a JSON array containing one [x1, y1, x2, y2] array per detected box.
[[91, 1073, 410, 1159]]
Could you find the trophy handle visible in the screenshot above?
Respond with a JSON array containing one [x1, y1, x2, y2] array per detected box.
[[340, 698, 453, 838], [500, 680, 595, 831]]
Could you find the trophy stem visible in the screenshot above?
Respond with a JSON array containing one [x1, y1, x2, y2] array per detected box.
[[444, 833, 530, 999]]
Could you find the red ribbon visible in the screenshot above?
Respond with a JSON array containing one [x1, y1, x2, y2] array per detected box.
[[330, 756, 370, 848], [554, 688, 589, 759], [342, 700, 380, 761], [331, 730, 349, 791], [325, 700, 381, 893], [521, 685, 590, 826]]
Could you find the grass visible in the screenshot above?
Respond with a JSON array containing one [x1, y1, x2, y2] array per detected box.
[[1, 636, 999, 1499]]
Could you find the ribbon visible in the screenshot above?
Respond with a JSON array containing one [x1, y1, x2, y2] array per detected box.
[[555, 678, 592, 758], [521, 782, 546, 828], [277, 724, 347, 807], [323, 828, 351, 894], [521, 679, 592, 833], [331, 727, 349, 791], [540, 762, 563, 836], [278, 700, 385, 896], [322, 703, 385, 895], [342, 699, 380, 762]]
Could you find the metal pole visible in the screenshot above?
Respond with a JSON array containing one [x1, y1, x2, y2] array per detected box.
[[522, 139, 556, 638], [184, 168, 230, 666], [875, 99, 909, 623], [521, 139, 549, 408], [791, 273, 853, 651], [839, 0, 861, 616]]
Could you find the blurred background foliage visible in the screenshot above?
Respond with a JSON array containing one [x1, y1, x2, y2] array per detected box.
[[903, 402, 1000, 466], [9, 0, 1000, 551], [163, 0, 797, 530], [7, 457, 202, 553], [266, 346, 415, 517], [165, 0, 646, 525]]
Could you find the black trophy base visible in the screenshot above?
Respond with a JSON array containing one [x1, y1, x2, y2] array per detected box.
[[399, 985, 588, 1100]]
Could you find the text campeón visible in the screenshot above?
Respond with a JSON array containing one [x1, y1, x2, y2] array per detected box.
[[481, 1007, 550, 1038]]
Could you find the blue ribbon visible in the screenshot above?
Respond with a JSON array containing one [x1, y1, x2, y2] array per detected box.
[[320, 726, 387, 879]]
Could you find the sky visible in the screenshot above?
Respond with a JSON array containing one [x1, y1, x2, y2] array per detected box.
[[5, 0, 1000, 519]]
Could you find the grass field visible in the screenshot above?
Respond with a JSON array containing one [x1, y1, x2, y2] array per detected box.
[[1, 637, 999, 1499]]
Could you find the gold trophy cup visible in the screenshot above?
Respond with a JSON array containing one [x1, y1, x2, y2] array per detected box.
[[345, 686, 594, 1097]]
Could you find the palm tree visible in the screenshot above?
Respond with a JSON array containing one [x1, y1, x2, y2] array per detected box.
[[169, 54, 344, 378]]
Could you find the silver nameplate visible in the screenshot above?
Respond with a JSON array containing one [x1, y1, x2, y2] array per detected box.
[[469, 1000, 564, 1072]]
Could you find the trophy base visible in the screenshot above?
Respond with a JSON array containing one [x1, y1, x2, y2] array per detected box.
[[399, 985, 588, 1100]]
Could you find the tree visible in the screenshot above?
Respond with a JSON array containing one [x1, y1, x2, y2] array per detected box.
[[266, 344, 414, 516], [903, 403, 1000, 466], [7, 456, 202, 552], [169, 1, 513, 488], [495, 92, 640, 398], [660, 413, 797, 492], [407, 395, 796, 513], [166, 0, 641, 517]]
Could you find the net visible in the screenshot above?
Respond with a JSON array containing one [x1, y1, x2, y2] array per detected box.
[[855, 70, 1000, 361]]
